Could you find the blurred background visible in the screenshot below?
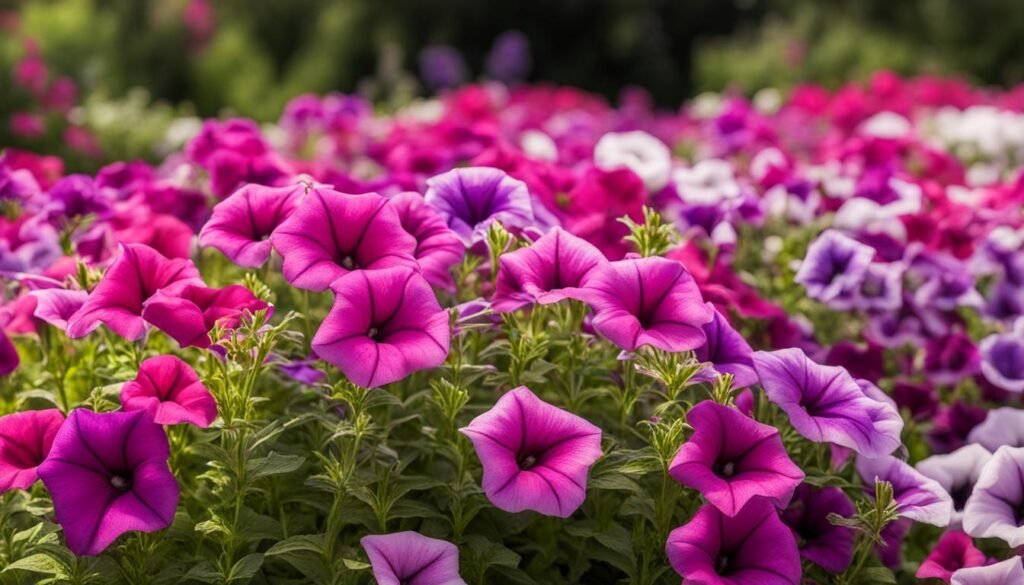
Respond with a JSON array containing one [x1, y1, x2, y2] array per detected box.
[[3, 0, 1024, 169]]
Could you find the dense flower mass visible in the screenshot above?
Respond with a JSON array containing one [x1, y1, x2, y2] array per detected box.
[[3, 73, 1024, 583]]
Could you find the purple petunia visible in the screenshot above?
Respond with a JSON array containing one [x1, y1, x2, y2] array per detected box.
[[66, 243, 202, 340], [270, 188, 418, 291], [460, 386, 602, 518], [493, 227, 606, 313], [424, 167, 535, 245], [361, 531, 467, 585], [199, 183, 303, 267], [312, 267, 449, 388], [795, 230, 875, 304], [584, 257, 713, 352], [0, 409, 64, 494], [780, 484, 856, 574], [857, 455, 954, 527], [693, 308, 758, 388], [751, 348, 904, 457], [966, 407, 1024, 451], [389, 191, 465, 290], [951, 557, 1024, 585], [37, 409, 179, 556], [963, 446, 1024, 547], [120, 355, 217, 427], [979, 318, 1024, 392], [29, 288, 88, 330], [916, 444, 992, 527], [666, 499, 801, 585], [669, 401, 803, 516], [141, 283, 270, 349]]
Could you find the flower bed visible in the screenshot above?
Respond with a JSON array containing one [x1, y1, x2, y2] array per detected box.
[[3, 74, 1024, 584]]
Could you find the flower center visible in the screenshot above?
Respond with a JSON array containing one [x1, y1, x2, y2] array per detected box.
[[517, 453, 539, 470], [950, 481, 972, 511], [713, 460, 736, 478], [717, 554, 734, 575], [367, 327, 381, 340], [340, 255, 357, 270], [109, 474, 132, 491]]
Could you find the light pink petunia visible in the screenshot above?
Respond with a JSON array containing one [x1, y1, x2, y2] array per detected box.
[[460, 386, 603, 517], [120, 355, 217, 427], [493, 227, 607, 313], [312, 267, 449, 388], [270, 188, 417, 291], [66, 243, 202, 340], [583, 256, 713, 352]]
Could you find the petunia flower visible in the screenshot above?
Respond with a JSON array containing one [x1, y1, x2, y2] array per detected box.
[[917, 531, 988, 582], [66, 243, 202, 340], [669, 401, 803, 516], [493, 227, 606, 313], [269, 188, 417, 291], [312, 267, 449, 388], [198, 183, 303, 267], [925, 332, 981, 386], [36, 409, 179, 556], [963, 446, 1024, 547], [389, 191, 465, 289], [978, 318, 1024, 392], [29, 288, 88, 330], [423, 167, 535, 245], [584, 257, 713, 352], [693, 308, 757, 388], [361, 531, 467, 585], [751, 348, 904, 457], [0, 409, 64, 493], [917, 444, 993, 527], [780, 484, 856, 574], [141, 283, 270, 349], [593, 131, 672, 192], [0, 330, 16, 377], [120, 355, 217, 427], [951, 557, 1024, 585], [666, 499, 801, 585], [460, 386, 602, 518], [795, 230, 874, 304], [857, 455, 954, 527], [966, 407, 1024, 451]]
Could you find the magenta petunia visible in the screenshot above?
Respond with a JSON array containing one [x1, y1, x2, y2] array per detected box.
[[424, 167, 535, 245], [917, 531, 988, 582], [120, 355, 217, 427], [389, 191, 465, 290], [584, 257, 713, 352], [669, 400, 803, 516], [693, 308, 758, 388], [199, 183, 303, 267], [666, 499, 801, 585], [312, 267, 449, 388], [781, 484, 856, 574], [857, 455, 954, 527], [269, 188, 418, 291], [951, 557, 1024, 585], [36, 409, 179, 556], [141, 283, 270, 349], [752, 348, 904, 457], [361, 531, 467, 585], [29, 288, 88, 330], [0, 409, 64, 494], [460, 386, 602, 518], [493, 227, 607, 313], [66, 243, 202, 340]]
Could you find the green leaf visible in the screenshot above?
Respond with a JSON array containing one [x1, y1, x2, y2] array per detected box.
[[227, 553, 265, 582], [265, 534, 325, 556], [341, 559, 371, 571], [247, 451, 305, 481], [855, 567, 897, 585], [3, 553, 69, 577]]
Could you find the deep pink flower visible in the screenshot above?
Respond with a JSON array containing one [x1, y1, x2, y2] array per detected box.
[[0, 409, 64, 493], [917, 531, 988, 582], [29, 288, 88, 330], [666, 499, 801, 585], [199, 183, 303, 267], [37, 409, 179, 556], [312, 267, 449, 388], [120, 355, 217, 427], [670, 401, 803, 516], [584, 257, 713, 352], [270, 188, 418, 291], [142, 283, 270, 349], [66, 243, 202, 340], [389, 191, 465, 289], [752, 348, 904, 457], [461, 386, 602, 517], [493, 227, 606, 312], [361, 531, 467, 585]]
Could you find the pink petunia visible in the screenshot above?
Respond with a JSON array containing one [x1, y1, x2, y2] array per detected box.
[[120, 355, 217, 427]]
